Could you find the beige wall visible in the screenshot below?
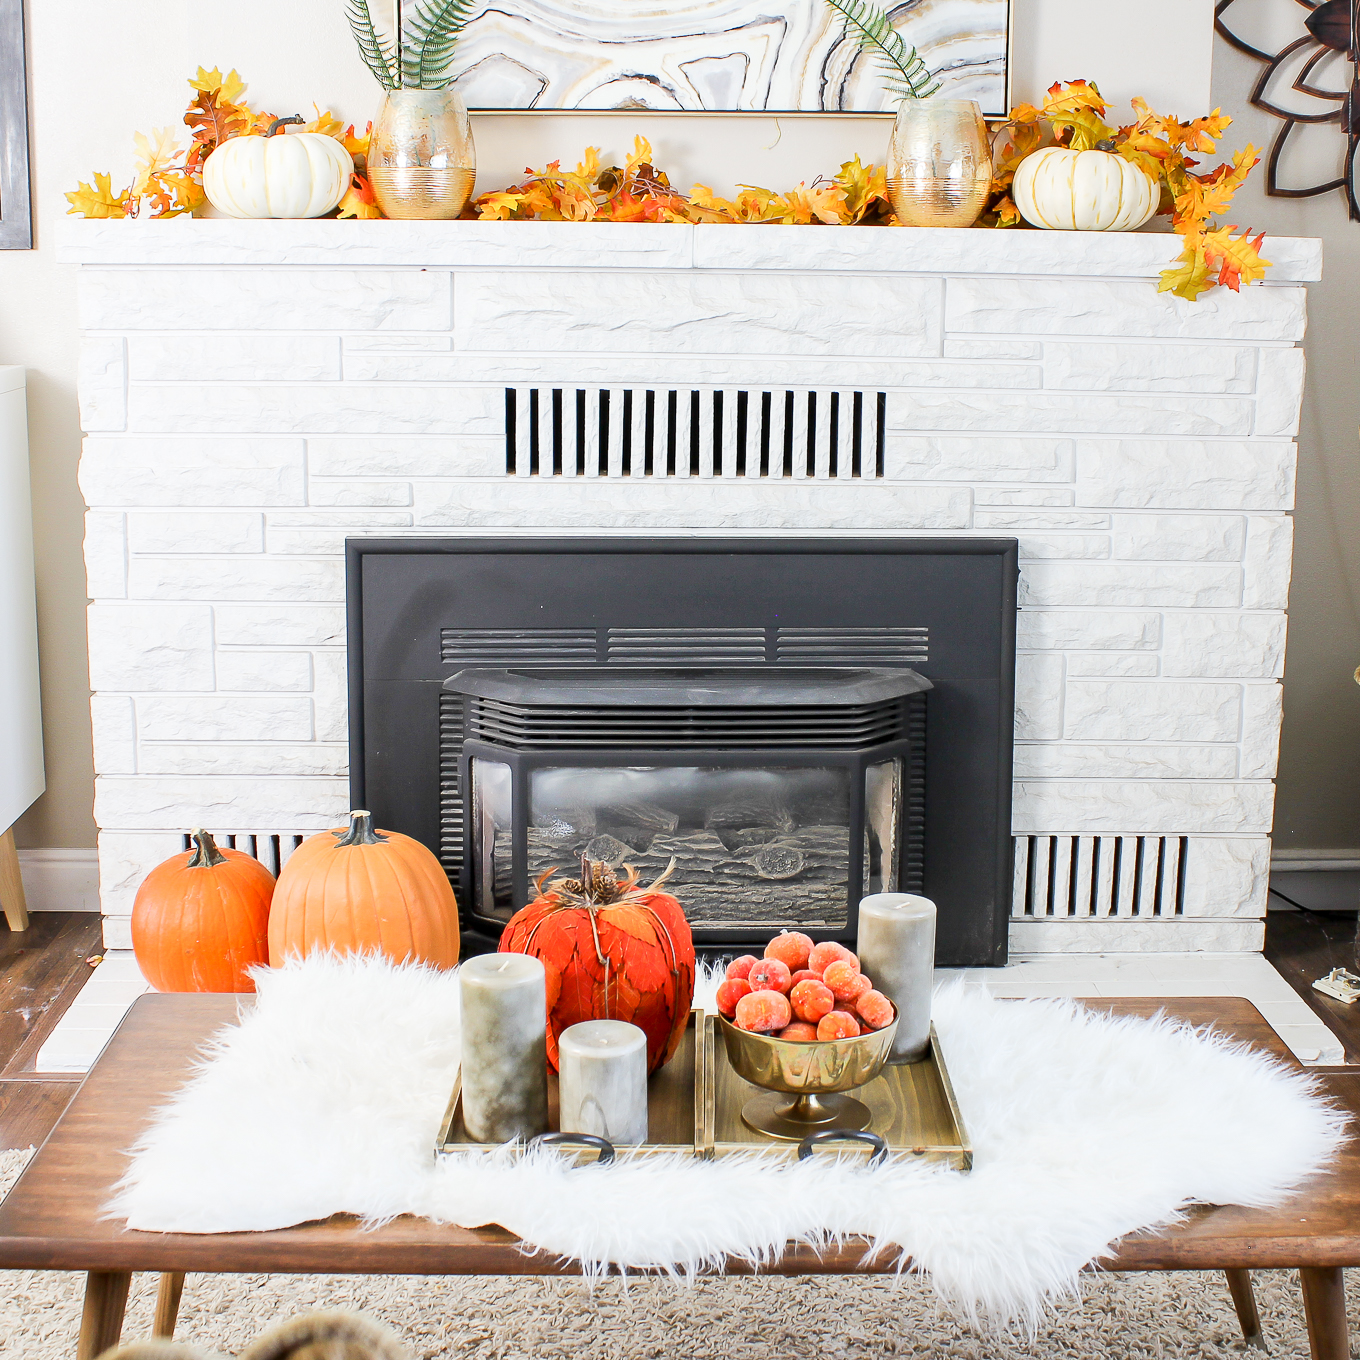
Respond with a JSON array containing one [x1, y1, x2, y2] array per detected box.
[[15, 0, 1354, 855]]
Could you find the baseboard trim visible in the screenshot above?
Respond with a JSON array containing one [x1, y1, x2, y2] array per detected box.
[[1271, 850, 1360, 872], [15, 848, 100, 912]]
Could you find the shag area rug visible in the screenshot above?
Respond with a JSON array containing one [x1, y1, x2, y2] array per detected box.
[[1, 1148, 1357, 1360], [108, 956, 1345, 1327]]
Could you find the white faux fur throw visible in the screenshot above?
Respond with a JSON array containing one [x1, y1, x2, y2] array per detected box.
[[109, 955, 1347, 1324]]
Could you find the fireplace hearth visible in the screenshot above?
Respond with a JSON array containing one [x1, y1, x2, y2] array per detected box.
[[348, 536, 1018, 965]]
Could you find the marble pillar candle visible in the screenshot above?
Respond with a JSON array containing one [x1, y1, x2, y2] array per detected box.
[[558, 1019, 649, 1146], [857, 893, 937, 1064], [460, 953, 549, 1143]]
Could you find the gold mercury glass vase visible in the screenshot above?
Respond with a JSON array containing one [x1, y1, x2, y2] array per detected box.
[[369, 87, 477, 220], [887, 97, 992, 229]]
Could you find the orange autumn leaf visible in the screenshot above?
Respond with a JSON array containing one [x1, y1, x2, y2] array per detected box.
[[1203, 226, 1271, 291], [337, 173, 383, 219]]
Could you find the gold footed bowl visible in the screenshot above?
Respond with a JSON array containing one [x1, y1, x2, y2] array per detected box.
[[718, 1007, 898, 1140]]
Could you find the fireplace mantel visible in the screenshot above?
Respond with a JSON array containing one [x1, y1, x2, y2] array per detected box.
[[62, 219, 1320, 959]]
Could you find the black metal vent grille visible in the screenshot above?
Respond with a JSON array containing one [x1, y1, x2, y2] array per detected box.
[[1013, 835, 1187, 918], [505, 387, 887, 480], [464, 696, 912, 751], [902, 692, 927, 894]]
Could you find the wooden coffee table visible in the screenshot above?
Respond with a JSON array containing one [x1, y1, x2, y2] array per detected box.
[[0, 995, 1355, 1360]]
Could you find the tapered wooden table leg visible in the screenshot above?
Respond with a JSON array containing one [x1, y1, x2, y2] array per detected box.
[[1300, 1266, 1350, 1360], [0, 826, 30, 932], [77, 1270, 130, 1360], [1225, 1268, 1266, 1349], [154, 1271, 186, 1338]]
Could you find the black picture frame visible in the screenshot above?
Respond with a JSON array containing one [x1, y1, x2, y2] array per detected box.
[[0, 0, 32, 250]]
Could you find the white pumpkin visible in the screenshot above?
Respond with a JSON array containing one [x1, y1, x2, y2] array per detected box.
[[203, 118, 354, 219], [1013, 145, 1161, 232]]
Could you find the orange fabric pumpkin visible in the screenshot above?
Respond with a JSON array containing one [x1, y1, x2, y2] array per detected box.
[[131, 829, 275, 992], [268, 810, 460, 969], [499, 856, 695, 1074]]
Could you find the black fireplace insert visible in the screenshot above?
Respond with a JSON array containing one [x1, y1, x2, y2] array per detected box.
[[347, 537, 1018, 966]]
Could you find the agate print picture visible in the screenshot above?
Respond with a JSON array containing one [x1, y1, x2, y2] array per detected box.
[[440, 0, 1011, 115]]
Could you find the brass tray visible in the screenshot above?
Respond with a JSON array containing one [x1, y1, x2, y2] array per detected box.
[[702, 1014, 973, 1169], [437, 1008, 705, 1160]]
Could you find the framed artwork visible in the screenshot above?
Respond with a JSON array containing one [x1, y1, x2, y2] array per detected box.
[[436, 0, 1012, 117], [0, 0, 32, 250]]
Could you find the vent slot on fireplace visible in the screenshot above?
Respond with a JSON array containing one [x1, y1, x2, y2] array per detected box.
[[504, 387, 887, 480], [179, 831, 306, 878], [1013, 835, 1187, 919]]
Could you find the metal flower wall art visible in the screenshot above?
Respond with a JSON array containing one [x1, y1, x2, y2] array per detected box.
[[1216, 0, 1359, 217]]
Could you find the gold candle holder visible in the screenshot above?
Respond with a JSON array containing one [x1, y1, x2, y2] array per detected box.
[[887, 98, 992, 229], [369, 87, 476, 220]]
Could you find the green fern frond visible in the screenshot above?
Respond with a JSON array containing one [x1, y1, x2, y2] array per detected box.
[[821, 0, 941, 101], [401, 0, 477, 88], [346, 0, 400, 90]]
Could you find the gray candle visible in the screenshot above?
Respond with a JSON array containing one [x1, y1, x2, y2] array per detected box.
[[558, 1020, 649, 1146], [857, 893, 937, 1064], [460, 953, 549, 1143]]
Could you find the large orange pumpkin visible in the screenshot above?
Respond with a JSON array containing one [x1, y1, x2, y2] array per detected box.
[[131, 829, 275, 992], [268, 810, 460, 968], [499, 856, 695, 1074]]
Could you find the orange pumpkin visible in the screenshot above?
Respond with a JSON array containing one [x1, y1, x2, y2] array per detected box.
[[268, 810, 460, 968], [131, 829, 275, 992], [499, 856, 695, 1074]]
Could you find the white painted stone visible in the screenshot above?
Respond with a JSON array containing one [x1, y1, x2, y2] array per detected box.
[[266, 527, 411, 554], [344, 334, 453, 353], [128, 384, 501, 437], [1014, 534, 1111, 560], [137, 695, 313, 742], [1064, 679, 1242, 742], [80, 438, 306, 507], [80, 269, 452, 331], [1014, 653, 1065, 741], [946, 277, 1307, 342], [1020, 563, 1240, 608], [98, 830, 186, 915], [1161, 613, 1287, 679], [87, 603, 214, 691], [1013, 743, 1238, 780], [1242, 515, 1294, 609], [885, 436, 1074, 483], [1254, 347, 1307, 436], [312, 651, 349, 743], [308, 480, 413, 507], [214, 605, 346, 646], [1180, 837, 1271, 917], [308, 436, 504, 479], [974, 489, 1075, 506], [1016, 610, 1161, 650], [128, 334, 342, 382], [128, 512, 264, 555], [977, 511, 1108, 529], [1111, 514, 1246, 562], [456, 272, 943, 358], [78, 337, 126, 431], [138, 743, 347, 777], [413, 479, 972, 529], [94, 776, 348, 830], [1009, 918, 1265, 953], [84, 511, 127, 599], [944, 339, 1042, 360], [102, 916, 134, 949], [215, 651, 313, 692], [891, 391, 1252, 437], [1013, 780, 1274, 834], [267, 511, 416, 528], [1240, 683, 1285, 780], [1077, 439, 1296, 510], [1065, 654, 1160, 677], [90, 696, 137, 775], [1043, 342, 1257, 394], [127, 557, 345, 603]]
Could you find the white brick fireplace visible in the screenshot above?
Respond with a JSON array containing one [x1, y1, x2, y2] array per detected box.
[[62, 219, 1318, 959]]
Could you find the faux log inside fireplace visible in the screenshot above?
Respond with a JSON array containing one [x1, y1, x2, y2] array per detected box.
[[347, 537, 1018, 965]]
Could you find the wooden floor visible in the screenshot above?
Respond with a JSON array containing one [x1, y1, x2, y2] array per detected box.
[[0, 912, 104, 1150], [1263, 908, 1360, 1065]]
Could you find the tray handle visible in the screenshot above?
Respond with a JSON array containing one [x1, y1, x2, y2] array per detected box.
[[528, 1131, 617, 1165], [796, 1128, 888, 1166]]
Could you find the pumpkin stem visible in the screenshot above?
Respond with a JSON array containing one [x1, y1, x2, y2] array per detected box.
[[186, 827, 228, 869], [267, 116, 305, 138], [334, 810, 389, 847], [1095, 138, 1117, 152]]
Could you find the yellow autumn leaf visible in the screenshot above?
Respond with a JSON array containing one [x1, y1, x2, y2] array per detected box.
[[1203, 226, 1271, 291], [65, 172, 129, 219], [132, 127, 183, 194], [189, 66, 248, 106], [575, 146, 602, 182], [302, 105, 344, 138], [1158, 243, 1214, 301]]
